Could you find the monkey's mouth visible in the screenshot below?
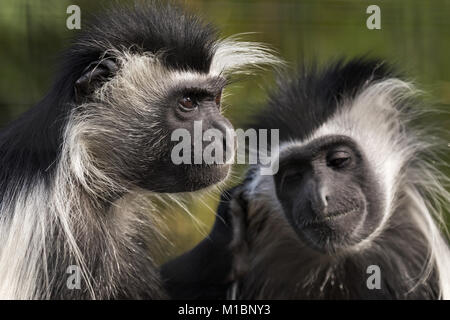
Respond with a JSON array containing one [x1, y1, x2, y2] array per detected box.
[[297, 208, 358, 230], [138, 162, 231, 193], [292, 206, 367, 253]]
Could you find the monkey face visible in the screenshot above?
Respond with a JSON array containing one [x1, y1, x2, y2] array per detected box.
[[137, 77, 235, 192], [71, 54, 235, 193], [274, 135, 385, 254]]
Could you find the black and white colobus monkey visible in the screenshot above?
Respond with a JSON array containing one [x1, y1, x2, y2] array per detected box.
[[0, 2, 279, 299], [162, 58, 450, 299]]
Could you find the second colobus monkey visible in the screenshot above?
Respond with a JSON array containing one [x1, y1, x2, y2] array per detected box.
[[162, 59, 450, 299], [0, 3, 279, 299]]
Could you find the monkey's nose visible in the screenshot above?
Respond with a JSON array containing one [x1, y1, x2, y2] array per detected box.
[[212, 120, 232, 137], [319, 186, 329, 208], [209, 120, 235, 163], [215, 120, 234, 145], [310, 182, 330, 214]]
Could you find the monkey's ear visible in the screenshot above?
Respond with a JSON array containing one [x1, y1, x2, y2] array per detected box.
[[74, 59, 118, 102]]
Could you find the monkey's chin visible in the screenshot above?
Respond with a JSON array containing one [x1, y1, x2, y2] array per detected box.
[[185, 163, 231, 192], [298, 227, 352, 255]]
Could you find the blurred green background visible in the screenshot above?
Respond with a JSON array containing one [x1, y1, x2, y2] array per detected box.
[[0, 0, 449, 262]]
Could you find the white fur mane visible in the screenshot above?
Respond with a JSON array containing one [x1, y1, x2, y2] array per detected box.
[[261, 79, 450, 299]]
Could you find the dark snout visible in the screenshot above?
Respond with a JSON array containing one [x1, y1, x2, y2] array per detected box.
[[308, 178, 331, 218], [204, 117, 236, 165]]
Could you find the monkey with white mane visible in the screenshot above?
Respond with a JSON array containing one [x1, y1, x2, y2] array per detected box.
[[0, 2, 280, 299]]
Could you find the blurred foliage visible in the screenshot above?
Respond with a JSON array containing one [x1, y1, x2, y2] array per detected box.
[[0, 0, 449, 262]]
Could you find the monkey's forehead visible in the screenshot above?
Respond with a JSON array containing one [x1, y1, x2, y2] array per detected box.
[[65, 4, 280, 87], [169, 75, 228, 92], [246, 58, 397, 143]]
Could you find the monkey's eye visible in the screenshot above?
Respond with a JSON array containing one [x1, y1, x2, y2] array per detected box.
[[179, 97, 197, 111], [327, 151, 351, 169], [215, 92, 222, 107]]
